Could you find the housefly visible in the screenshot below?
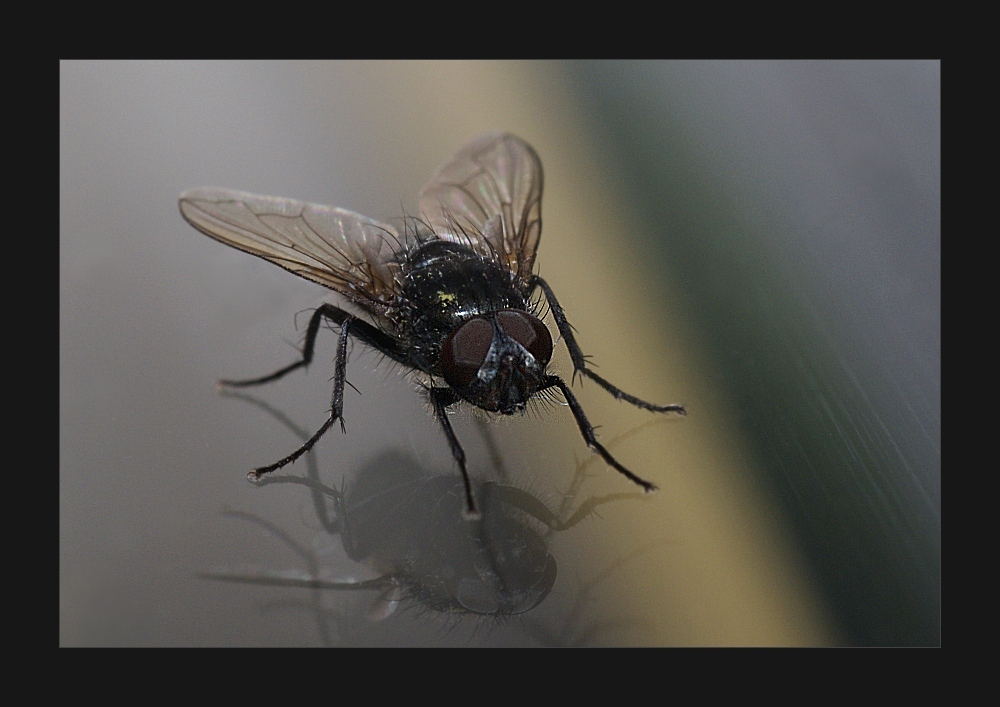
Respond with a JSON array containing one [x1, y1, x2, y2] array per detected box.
[[179, 132, 686, 518]]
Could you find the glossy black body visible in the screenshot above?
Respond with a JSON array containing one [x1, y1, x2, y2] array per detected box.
[[392, 239, 550, 415], [395, 240, 527, 374]]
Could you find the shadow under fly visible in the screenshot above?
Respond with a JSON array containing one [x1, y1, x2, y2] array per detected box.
[[202, 390, 648, 644], [180, 132, 685, 517]]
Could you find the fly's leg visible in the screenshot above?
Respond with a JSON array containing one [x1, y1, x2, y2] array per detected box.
[[216, 304, 407, 481], [430, 387, 480, 520], [219, 303, 406, 388], [541, 375, 658, 493], [218, 389, 341, 536], [248, 316, 354, 479], [529, 275, 686, 415]]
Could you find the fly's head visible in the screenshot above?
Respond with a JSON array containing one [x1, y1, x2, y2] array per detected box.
[[440, 310, 553, 415]]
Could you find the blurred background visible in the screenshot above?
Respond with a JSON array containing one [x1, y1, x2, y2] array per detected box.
[[60, 61, 939, 646]]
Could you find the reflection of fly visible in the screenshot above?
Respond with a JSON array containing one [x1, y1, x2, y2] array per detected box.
[[179, 132, 685, 518]]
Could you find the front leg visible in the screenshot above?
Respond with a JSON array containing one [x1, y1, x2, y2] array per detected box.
[[430, 387, 480, 520], [529, 275, 686, 415], [541, 375, 658, 493]]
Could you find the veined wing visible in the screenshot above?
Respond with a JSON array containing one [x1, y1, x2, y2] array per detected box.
[[179, 188, 404, 307], [418, 132, 543, 283]]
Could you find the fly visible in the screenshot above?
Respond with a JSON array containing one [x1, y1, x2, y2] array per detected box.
[[179, 132, 686, 519]]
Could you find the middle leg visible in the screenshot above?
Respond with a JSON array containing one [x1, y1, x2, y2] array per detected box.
[[248, 316, 356, 480], [220, 303, 406, 388], [541, 375, 658, 493]]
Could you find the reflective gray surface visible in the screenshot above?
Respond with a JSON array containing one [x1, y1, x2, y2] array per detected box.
[[61, 61, 936, 645]]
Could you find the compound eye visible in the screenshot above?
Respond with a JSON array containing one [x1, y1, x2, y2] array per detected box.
[[497, 310, 552, 367], [441, 317, 493, 389]]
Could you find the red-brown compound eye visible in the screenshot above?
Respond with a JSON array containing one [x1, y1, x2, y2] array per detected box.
[[440, 317, 494, 388], [497, 310, 552, 367]]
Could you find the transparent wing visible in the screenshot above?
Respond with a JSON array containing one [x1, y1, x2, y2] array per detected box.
[[418, 132, 543, 283], [179, 187, 404, 307]]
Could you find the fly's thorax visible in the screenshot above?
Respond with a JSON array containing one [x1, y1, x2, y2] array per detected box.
[[396, 240, 529, 374], [400, 241, 525, 317]]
